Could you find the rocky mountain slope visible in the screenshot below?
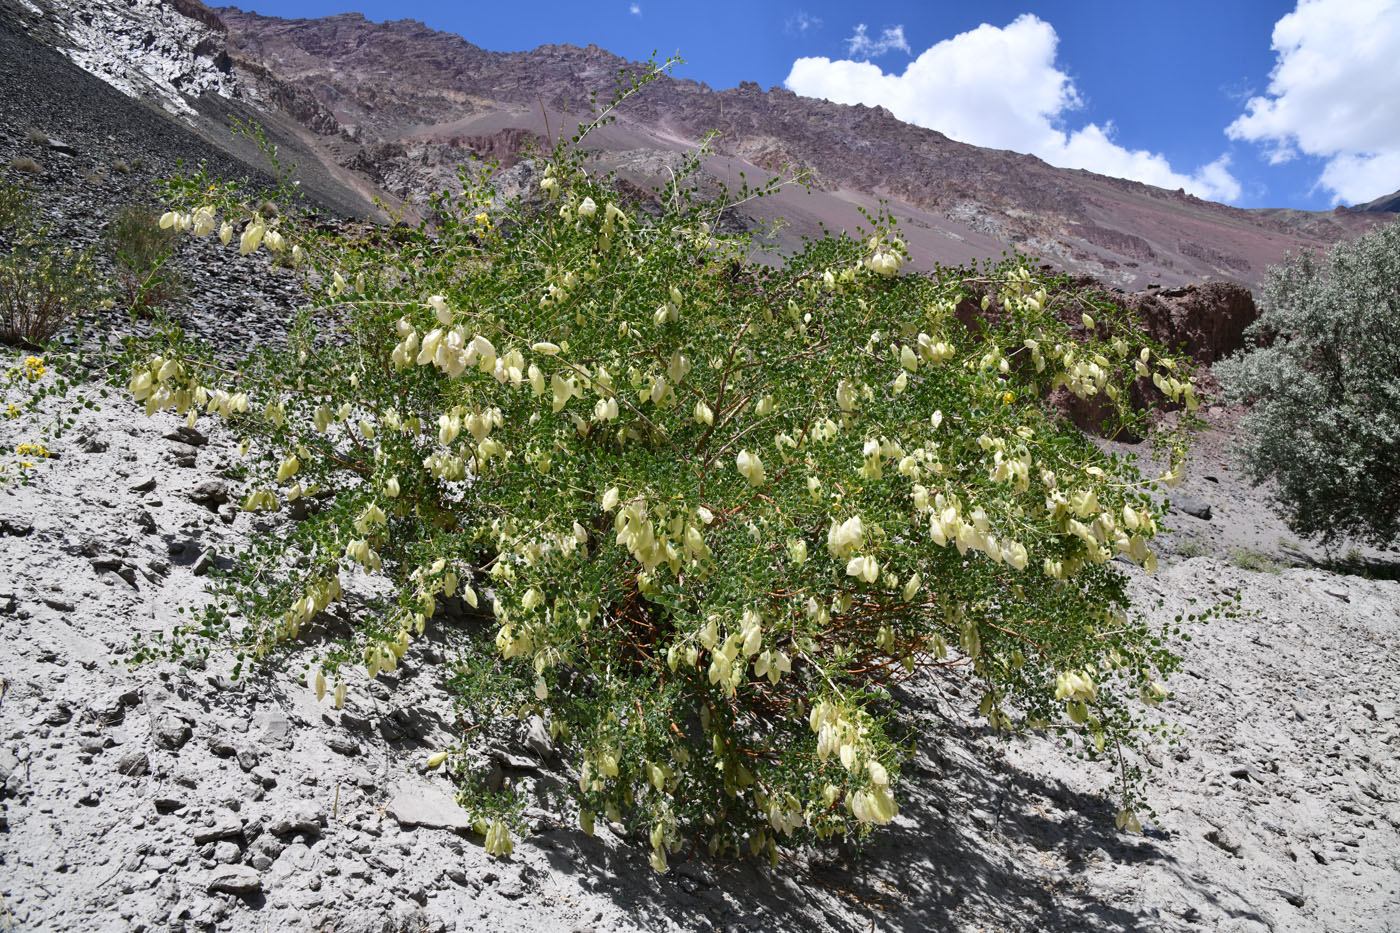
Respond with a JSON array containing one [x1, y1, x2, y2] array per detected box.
[[5, 0, 1394, 290], [213, 8, 1393, 290]]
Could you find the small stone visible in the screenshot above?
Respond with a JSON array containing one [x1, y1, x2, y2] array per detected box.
[[269, 804, 325, 838], [91, 553, 124, 571], [154, 797, 185, 813], [154, 715, 193, 750], [166, 425, 209, 447], [42, 596, 76, 613], [115, 750, 151, 777], [214, 841, 242, 864], [206, 865, 261, 895], [130, 476, 157, 493], [1205, 826, 1243, 856], [0, 518, 34, 537], [386, 783, 474, 833], [324, 731, 362, 756], [44, 703, 73, 725], [256, 711, 291, 748], [192, 549, 217, 577], [188, 481, 229, 509], [1173, 496, 1212, 520], [524, 715, 554, 760], [193, 814, 245, 844], [208, 737, 238, 758]]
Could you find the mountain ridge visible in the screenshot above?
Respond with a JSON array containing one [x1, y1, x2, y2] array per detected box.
[[6, 0, 1394, 289]]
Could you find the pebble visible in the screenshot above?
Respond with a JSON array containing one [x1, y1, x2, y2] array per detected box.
[[386, 783, 475, 833], [205, 865, 262, 895], [153, 715, 193, 750]]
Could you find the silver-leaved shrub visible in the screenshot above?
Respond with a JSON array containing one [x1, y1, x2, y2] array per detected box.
[[127, 65, 1202, 867], [1218, 217, 1400, 548]]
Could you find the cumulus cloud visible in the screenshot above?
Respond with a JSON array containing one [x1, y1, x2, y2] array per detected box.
[[845, 24, 911, 59], [629, 3, 641, 15], [1227, 0, 1400, 204], [785, 14, 1241, 202]]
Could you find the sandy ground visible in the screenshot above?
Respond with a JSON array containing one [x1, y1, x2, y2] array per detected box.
[[1, 346, 1397, 933]]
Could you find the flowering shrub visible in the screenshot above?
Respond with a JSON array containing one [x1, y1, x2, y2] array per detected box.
[[0, 354, 69, 484], [127, 65, 1201, 867], [1218, 218, 1400, 547]]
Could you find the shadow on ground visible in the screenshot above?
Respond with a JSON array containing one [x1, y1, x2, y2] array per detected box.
[[521, 698, 1175, 933]]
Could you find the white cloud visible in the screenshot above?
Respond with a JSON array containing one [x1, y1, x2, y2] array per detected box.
[[786, 10, 822, 35], [845, 24, 911, 59], [785, 14, 1241, 202], [629, 3, 641, 15], [1227, 0, 1400, 204]]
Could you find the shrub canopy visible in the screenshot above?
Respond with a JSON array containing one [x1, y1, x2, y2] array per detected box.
[[130, 70, 1201, 866], [1218, 217, 1400, 548]]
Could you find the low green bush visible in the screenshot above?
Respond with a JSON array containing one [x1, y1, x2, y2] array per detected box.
[[0, 185, 101, 347], [104, 203, 185, 316], [127, 66, 1204, 867]]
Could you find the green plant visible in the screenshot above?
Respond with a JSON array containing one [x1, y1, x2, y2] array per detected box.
[[1229, 549, 1282, 574], [0, 349, 97, 485], [1218, 218, 1400, 547], [127, 64, 1206, 868], [104, 204, 185, 316], [1174, 538, 1209, 559], [0, 185, 101, 347]]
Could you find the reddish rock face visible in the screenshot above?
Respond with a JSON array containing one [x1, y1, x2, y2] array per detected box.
[[1128, 282, 1259, 365]]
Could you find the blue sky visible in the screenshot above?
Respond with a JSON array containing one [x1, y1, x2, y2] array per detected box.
[[247, 0, 1400, 210]]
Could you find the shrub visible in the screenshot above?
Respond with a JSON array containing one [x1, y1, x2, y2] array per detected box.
[[104, 204, 185, 316], [1229, 549, 1281, 574], [0, 185, 101, 347], [1217, 218, 1400, 547], [128, 67, 1203, 867], [8, 157, 42, 175]]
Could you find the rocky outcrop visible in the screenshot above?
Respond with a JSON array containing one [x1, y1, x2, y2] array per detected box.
[[1129, 281, 1259, 365]]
